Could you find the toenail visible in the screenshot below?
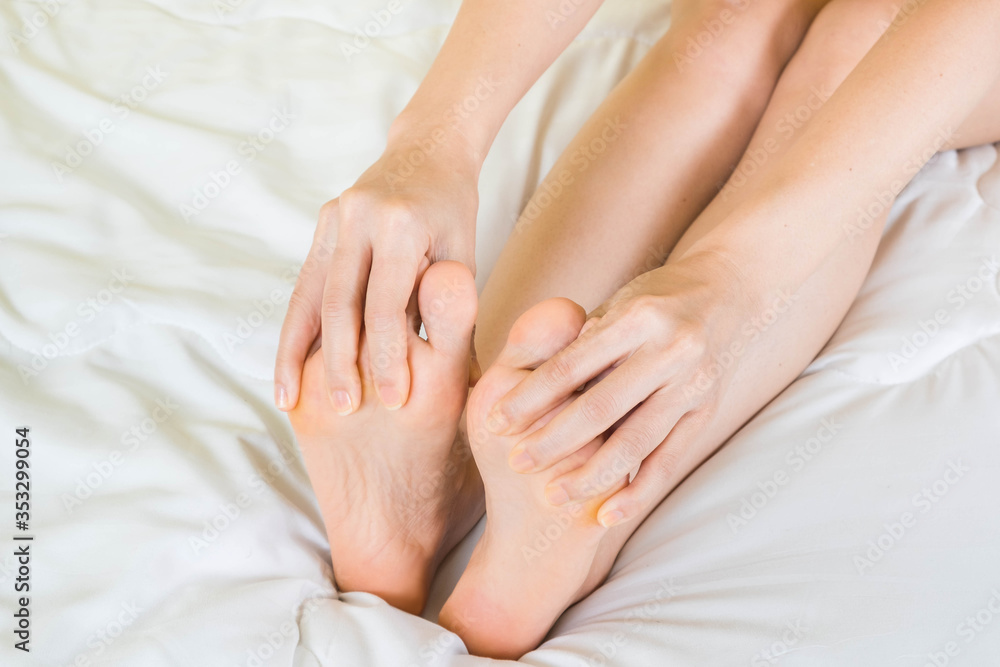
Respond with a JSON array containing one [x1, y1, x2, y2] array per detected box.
[[599, 510, 624, 527], [331, 390, 353, 415], [508, 445, 535, 473], [275, 385, 289, 410], [377, 385, 402, 410], [487, 408, 509, 434], [545, 485, 569, 506]]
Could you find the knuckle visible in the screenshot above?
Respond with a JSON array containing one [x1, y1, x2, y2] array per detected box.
[[286, 288, 313, 315], [376, 200, 418, 238], [320, 286, 354, 323], [364, 309, 400, 337], [579, 391, 619, 427], [543, 354, 577, 390], [613, 425, 656, 464], [617, 295, 663, 335], [653, 442, 685, 481], [318, 198, 340, 223], [371, 342, 405, 373], [672, 322, 708, 362], [337, 187, 367, 219]]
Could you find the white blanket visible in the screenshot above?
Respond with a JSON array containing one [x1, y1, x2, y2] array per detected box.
[[1, 1, 999, 665]]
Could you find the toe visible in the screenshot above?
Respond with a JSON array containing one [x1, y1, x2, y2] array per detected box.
[[419, 261, 478, 359], [496, 298, 586, 370]]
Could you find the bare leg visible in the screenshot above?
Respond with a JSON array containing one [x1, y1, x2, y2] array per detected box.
[[475, 0, 831, 367], [443, 0, 1000, 658], [287, 0, 827, 618]]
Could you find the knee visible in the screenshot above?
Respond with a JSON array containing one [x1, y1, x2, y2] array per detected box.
[[665, 0, 824, 88], [796, 0, 900, 77]]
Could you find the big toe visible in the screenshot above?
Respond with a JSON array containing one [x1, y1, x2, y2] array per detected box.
[[419, 260, 478, 358], [497, 298, 586, 371]]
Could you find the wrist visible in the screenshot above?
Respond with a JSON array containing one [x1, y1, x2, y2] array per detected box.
[[382, 114, 484, 185], [660, 250, 764, 341], [389, 90, 499, 167]]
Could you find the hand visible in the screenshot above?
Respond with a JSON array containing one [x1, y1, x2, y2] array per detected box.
[[486, 252, 756, 527], [275, 123, 480, 413]]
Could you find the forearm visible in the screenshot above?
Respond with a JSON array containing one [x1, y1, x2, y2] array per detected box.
[[684, 0, 1000, 303], [390, 0, 604, 162], [475, 0, 825, 368]]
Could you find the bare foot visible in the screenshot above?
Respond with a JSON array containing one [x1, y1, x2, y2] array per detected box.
[[439, 298, 628, 659], [289, 261, 484, 614]]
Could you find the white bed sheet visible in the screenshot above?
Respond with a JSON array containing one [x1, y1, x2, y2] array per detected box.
[[1, 0, 999, 665]]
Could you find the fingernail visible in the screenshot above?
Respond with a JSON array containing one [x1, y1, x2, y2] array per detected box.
[[508, 445, 534, 473], [331, 390, 353, 415], [487, 408, 509, 434], [377, 385, 402, 410], [545, 484, 569, 506], [275, 385, 289, 410], [599, 510, 624, 528]]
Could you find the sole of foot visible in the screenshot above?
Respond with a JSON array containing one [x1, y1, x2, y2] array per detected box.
[[439, 298, 628, 659], [289, 261, 485, 614]]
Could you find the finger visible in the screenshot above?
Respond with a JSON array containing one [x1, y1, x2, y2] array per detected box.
[[595, 411, 706, 527], [321, 236, 371, 415], [489, 316, 633, 436], [507, 356, 661, 473], [544, 393, 683, 505], [365, 247, 423, 409], [274, 248, 327, 411], [406, 257, 430, 337]]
